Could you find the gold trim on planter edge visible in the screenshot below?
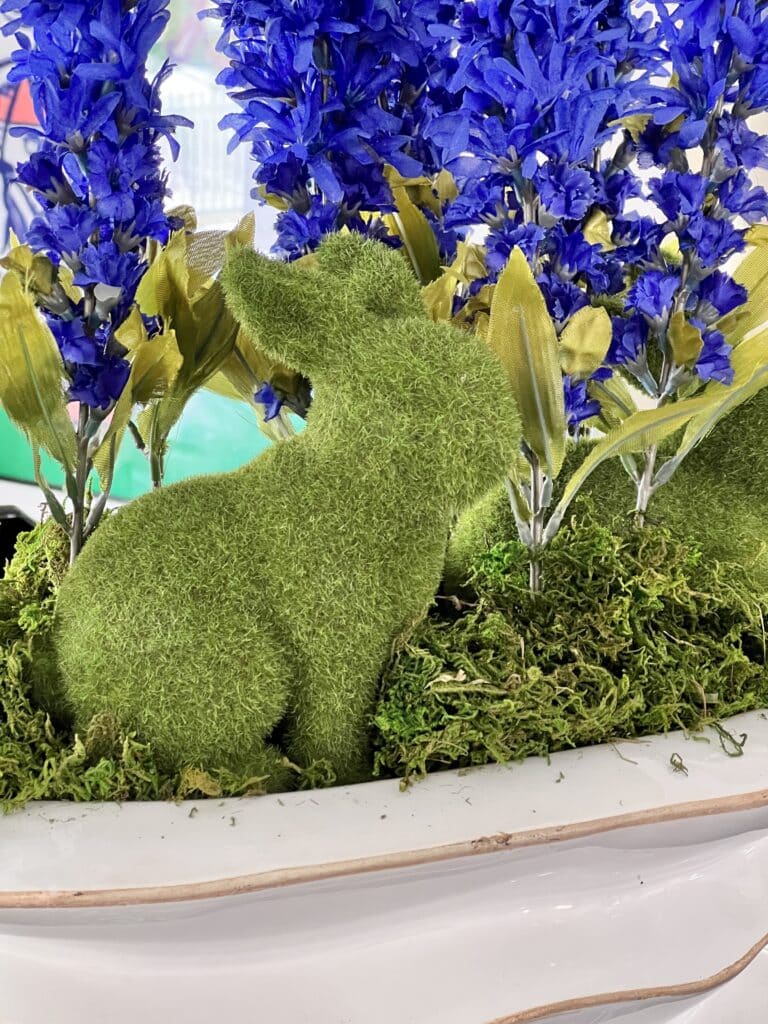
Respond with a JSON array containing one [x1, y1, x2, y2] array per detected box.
[[489, 930, 768, 1023], [1, 786, 766, 909]]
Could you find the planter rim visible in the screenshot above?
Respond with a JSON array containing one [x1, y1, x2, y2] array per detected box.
[[490, 933, 768, 1024], [2, 709, 767, 907]]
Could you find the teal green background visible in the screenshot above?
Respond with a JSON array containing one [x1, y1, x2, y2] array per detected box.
[[0, 393, 274, 499]]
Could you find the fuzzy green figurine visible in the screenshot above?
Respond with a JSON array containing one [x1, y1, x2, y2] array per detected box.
[[447, 388, 768, 591], [50, 234, 521, 787]]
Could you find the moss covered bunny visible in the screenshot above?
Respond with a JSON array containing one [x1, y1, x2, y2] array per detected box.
[[49, 234, 520, 787]]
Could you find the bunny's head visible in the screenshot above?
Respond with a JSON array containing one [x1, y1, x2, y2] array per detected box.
[[222, 233, 520, 509]]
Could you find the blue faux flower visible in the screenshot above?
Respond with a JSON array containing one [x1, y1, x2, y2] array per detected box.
[[67, 358, 131, 410], [485, 222, 545, 275], [563, 369, 611, 431], [5, 0, 189, 409], [537, 273, 589, 325], [695, 271, 748, 319], [254, 382, 284, 422], [628, 270, 680, 322], [608, 314, 649, 366], [717, 115, 768, 171], [719, 170, 768, 223], [692, 323, 734, 385], [535, 164, 597, 221], [272, 197, 340, 261], [682, 214, 745, 267], [204, 0, 457, 257], [648, 172, 708, 220], [634, 0, 768, 389]]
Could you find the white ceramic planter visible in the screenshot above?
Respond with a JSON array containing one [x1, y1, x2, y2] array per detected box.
[[1, 710, 767, 1024]]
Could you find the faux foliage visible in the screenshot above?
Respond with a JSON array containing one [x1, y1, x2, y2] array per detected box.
[[375, 502, 768, 783], [0, 0, 189, 561]]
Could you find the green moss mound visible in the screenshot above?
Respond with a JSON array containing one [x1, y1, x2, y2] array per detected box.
[[447, 388, 768, 592], [51, 233, 521, 787], [0, 523, 328, 809], [375, 504, 768, 782]]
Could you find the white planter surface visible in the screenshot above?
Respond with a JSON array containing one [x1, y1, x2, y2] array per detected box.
[[1, 710, 767, 1023]]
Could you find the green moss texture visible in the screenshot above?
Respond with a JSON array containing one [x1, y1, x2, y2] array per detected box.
[[51, 234, 521, 787], [375, 503, 768, 782], [447, 388, 768, 590], [1, 521, 295, 807]]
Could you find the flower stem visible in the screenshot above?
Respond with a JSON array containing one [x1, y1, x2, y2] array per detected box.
[[635, 350, 672, 524], [69, 404, 91, 565], [528, 453, 545, 593], [634, 443, 657, 527]]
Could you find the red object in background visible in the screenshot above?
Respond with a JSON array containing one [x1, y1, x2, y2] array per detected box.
[[0, 81, 37, 124]]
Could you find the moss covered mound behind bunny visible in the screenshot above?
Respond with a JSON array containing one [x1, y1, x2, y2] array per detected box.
[[49, 234, 520, 787], [446, 387, 768, 591]]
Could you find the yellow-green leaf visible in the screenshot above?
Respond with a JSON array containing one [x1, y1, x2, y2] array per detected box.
[[610, 113, 652, 141], [449, 241, 487, 285], [93, 314, 183, 483], [0, 272, 75, 473], [185, 213, 256, 296], [421, 273, 456, 323], [659, 231, 682, 263], [255, 186, 291, 211], [167, 205, 198, 231], [434, 169, 459, 204], [660, 325, 768, 485], [724, 245, 768, 343], [588, 372, 637, 430], [668, 311, 704, 367], [582, 210, 615, 251], [486, 247, 566, 477], [135, 227, 189, 320], [746, 225, 768, 247], [559, 305, 612, 379], [383, 167, 442, 285], [0, 242, 56, 297]]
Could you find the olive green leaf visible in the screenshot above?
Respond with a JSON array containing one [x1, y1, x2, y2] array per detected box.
[[721, 245, 768, 343], [652, 325, 768, 491], [745, 225, 768, 246], [421, 273, 456, 323], [382, 167, 442, 285], [559, 305, 613, 379], [0, 273, 75, 473], [588, 372, 637, 430], [487, 247, 567, 478], [668, 311, 704, 367], [92, 310, 183, 484], [582, 209, 615, 251]]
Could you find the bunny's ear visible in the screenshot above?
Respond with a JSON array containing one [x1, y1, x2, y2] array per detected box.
[[222, 247, 343, 375], [317, 233, 423, 319]]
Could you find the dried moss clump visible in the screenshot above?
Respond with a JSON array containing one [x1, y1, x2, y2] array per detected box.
[[0, 523, 311, 809], [374, 504, 768, 782]]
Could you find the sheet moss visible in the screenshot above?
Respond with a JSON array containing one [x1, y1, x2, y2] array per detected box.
[[0, 521, 322, 810], [374, 503, 768, 783], [4, 504, 768, 805]]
